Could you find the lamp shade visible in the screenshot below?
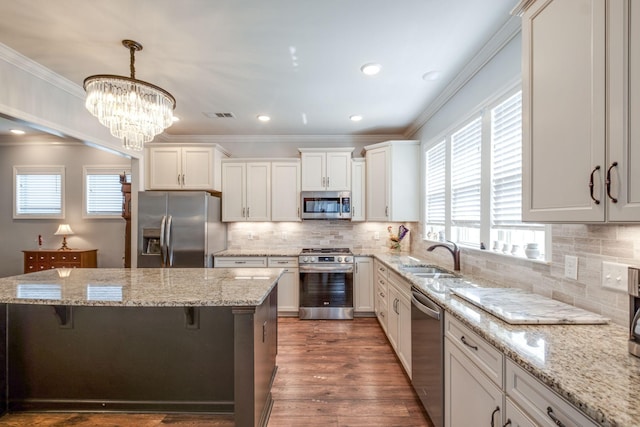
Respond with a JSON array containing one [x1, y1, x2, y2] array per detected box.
[[54, 224, 74, 236]]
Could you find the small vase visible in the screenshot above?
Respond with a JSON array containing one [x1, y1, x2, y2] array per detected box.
[[525, 243, 540, 260]]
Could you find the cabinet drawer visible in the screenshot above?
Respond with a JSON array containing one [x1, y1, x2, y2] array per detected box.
[[376, 295, 388, 330], [445, 313, 503, 387], [267, 257, 298, 267], [375, 261, 388, 278], [388, 270, 411, 297], [214, 257, 268, 268], [506, 359, 598, 427], [375, 278, 388, 305]]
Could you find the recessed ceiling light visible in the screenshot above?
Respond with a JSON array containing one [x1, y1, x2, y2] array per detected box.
[[422, 70, 441, 81], [350, 115, 363, 122], [257, 115, 271, 122], [10, 129, 25, 135], [360, 63, 381, 76]]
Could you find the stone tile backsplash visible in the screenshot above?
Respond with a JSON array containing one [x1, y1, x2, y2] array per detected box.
[[226, 221, 640, 326]]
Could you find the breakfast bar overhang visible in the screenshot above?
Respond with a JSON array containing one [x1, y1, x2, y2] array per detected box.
[[0, 267, 281, 427]]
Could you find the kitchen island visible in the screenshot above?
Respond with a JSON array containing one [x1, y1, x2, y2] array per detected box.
[[0, 267, 282, 427]]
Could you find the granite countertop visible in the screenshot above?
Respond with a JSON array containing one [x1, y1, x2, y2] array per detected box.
[[375, 253, 640, 427], [0, 268, 283, 307], [214, 249, 302, 257]]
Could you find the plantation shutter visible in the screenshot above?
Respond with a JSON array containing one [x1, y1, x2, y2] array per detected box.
[[451, 117, 482, 228], [425, 140, 446, 226]]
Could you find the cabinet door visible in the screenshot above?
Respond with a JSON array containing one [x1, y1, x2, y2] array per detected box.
[[354, 257, 373, 313], [182, 147, 213, 189], [148, 147, 182, 190], [445, 337, 503, 427], [326, 151, 351, 191], [221, 163, 247, 222], [351, 160, 366, 221], [608, 1, 640, 221], [522, 0, 606, 222], [397, 292, 412, 377], [387, 286, 400, 351], [272, 162, 301, 221], [246, 162, 271, 221], [505, 399, 537, 427], [277, 268, 299, 314], [300, 152, 326, 191], [366, 147, 389, 221]]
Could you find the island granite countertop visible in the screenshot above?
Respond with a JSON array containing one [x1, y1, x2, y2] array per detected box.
[[0, 268, 283, 307]]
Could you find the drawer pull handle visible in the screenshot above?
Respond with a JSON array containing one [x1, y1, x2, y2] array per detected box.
[[502, 420, 511, 427], [490, 406, 500, 427], [589, 165, 601, 204], [606, 162, 618, 203], [235, 261, 247, 264], [461, 336, 478, 351], [546, 406, 566, 427]]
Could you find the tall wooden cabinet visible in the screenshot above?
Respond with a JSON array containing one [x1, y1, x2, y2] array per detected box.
[[519, 0, 640, 222], [364, 140, 420, 222], [221, 161, 271, 222]]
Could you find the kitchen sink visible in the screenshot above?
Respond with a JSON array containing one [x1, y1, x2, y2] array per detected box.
[[412, 272, 457, 278], [400, 265, 457, 278]]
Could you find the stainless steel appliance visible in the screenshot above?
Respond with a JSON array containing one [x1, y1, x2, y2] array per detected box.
[[137, 191, 226, 268], [298, 248, 354, 319], [628, 267, 640, 357], [411, 288, 444, 427], [300, 191, 351, 220]]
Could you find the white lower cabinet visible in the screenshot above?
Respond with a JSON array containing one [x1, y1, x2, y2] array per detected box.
[[354, 257, 374, 314], [444, 313, 599, 427], [387, 270, 411, 377], [267, 257, 299, 316]]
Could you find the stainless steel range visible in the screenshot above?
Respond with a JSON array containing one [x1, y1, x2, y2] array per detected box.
[[298, 248, 354, 320]]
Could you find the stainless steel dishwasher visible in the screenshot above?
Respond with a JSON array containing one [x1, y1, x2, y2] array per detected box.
[[411, 288, 444, 427]]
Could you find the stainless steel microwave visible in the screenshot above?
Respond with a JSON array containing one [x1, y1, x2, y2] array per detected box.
[[301, 191, 351, 220]]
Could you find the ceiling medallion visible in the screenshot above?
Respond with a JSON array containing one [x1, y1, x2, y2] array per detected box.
[[83, 40, 176, 151]]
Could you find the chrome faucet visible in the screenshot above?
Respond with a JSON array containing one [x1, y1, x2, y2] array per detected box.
[[427, 240, 461, 271]]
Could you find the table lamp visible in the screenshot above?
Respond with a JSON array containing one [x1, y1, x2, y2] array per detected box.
[[54, 224, 74, 250]]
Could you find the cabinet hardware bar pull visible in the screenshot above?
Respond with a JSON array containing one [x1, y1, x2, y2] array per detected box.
[[460, 336, 478, 351], [247, 207, 250, 217], [502, 420, 511, 427], [490, 406, 500, 427], [546, 406, 566, 427], [327, 177, 329, 187], [385, 206, 389, 217], [589, 165, 601, 204], [177, 174, 181, 184], [606, 162, 618, 203], [242, 207, 245, 217]]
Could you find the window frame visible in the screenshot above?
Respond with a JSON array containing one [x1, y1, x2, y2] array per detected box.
[[13, 165, 65, 219], [83, 166, 131, 219], [422, 85, 551, 261]]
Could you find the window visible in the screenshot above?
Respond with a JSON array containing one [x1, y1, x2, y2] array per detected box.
[[84, 167, 130, 218], [423, 89, 547, 259], [14, 166, 65, 219]]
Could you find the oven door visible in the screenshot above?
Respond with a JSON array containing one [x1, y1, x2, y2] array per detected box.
[[299, 264, 354, 319]]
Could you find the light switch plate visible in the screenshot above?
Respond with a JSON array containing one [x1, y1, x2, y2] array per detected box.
[[602, 261, 628, 292], [374, 232, 380, 240], [564, 255, 578, 280]]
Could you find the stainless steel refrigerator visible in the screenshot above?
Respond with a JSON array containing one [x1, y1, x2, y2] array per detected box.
[[137, 191, 226, 268]]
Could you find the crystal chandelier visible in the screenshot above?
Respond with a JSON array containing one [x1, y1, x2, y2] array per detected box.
[[83, 40, 176, 151]]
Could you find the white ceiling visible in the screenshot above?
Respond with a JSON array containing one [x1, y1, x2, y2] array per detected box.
[[0, 0, 519, 139]]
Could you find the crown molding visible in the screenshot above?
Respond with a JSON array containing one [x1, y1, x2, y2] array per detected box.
[[511, 0, 537, 17], [404, 15, 522, 138], [155, 133, 405, 145], [0, 43, 84, 99]]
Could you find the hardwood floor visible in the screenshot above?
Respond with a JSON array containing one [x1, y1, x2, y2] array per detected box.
[[0, 317, 433, 427]]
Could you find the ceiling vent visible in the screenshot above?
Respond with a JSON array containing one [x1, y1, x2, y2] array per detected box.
[[203, 112, 236, 119]]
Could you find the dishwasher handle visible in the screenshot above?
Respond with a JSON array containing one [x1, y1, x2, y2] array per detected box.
[[411, 290, 441, 320]]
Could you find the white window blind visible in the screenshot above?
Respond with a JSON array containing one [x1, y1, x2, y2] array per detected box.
[[451, 116, 482, 228], [491, 91, 523, 227], [14, 166, 64, 218], [425, 140, 446, 226], [85, 168, 130, 217]]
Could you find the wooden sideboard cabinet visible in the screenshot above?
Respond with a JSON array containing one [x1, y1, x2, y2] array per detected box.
[[23, 249, 98, 273]]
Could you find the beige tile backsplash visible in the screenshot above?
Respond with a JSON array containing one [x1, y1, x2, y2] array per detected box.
[[226, 221, 640, 326]]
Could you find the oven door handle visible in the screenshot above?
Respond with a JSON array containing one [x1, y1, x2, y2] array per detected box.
[[299, 265, 354, 273]]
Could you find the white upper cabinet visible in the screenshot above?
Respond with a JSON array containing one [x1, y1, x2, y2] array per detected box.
[[299, 148, 353, 191], [146, 145, 228, 191], [351, 159, 366, 221], [271, 161, 301, 221], [221, 161, 271, 222], [520, 0, 640, 222], [364, 140, 419, 222]]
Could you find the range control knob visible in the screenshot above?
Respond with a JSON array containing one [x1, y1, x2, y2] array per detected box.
[[337, 257, 343, 262], [302, 256, 308, 263], [311, 257, 317, 262], [345, 257, 352, 263]]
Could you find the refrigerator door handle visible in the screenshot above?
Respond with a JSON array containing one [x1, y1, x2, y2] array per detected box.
[[166, 215, 174, 267], [160, 215, 167, 267]]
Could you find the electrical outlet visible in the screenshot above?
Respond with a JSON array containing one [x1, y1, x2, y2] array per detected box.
[[602, 261, 628, 292], [564, 255, 578, 280], [374, 232, 380, 240], [248, 231, 254, 240]]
